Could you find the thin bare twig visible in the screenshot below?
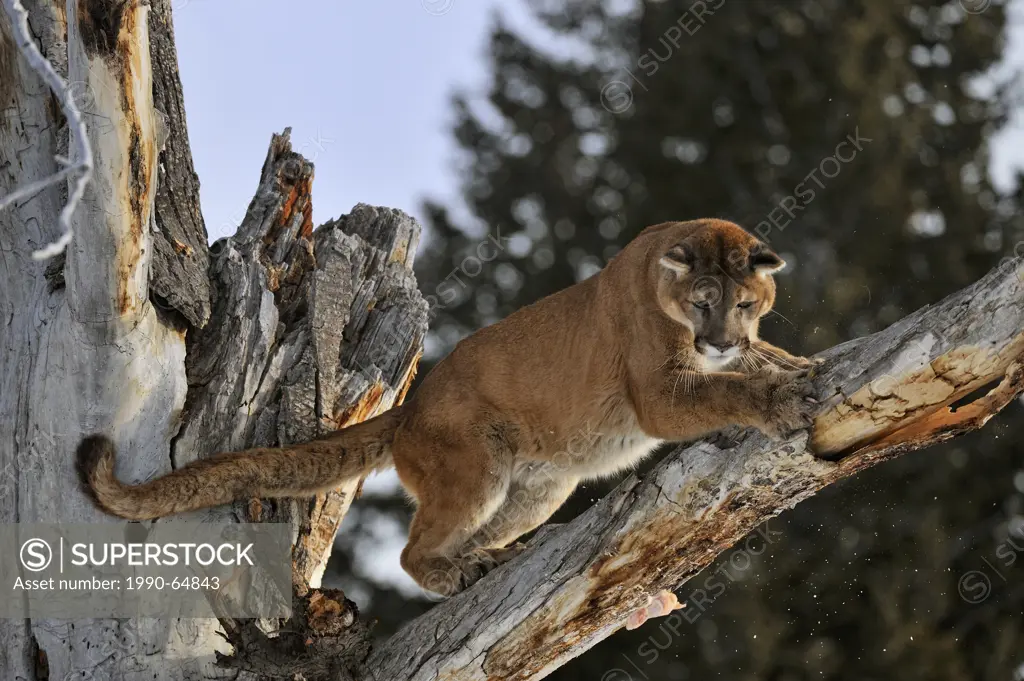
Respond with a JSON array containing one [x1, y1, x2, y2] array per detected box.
[[0, 0, 93, 260]]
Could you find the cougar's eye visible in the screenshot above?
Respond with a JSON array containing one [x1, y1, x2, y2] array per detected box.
[[693, 300, 712, 310], [737, 301, 755, 309]]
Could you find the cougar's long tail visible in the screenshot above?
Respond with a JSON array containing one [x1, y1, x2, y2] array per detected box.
[[76, 407, 404, 520]]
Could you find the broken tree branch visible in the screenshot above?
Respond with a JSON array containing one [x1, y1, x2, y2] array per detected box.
[[174, 129, 427, 595], [364, 257, 1024, 681], [165, 129, 428, 677], [0, 0, 92, 260], [146, 0, 212, 328]]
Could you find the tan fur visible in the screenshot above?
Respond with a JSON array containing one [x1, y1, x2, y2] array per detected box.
[[78, 219, 816, 596]]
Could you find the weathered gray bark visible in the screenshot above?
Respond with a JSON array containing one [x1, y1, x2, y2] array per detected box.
[[0, 2, 425, 680], [147, 0, 211, 329], [2, 2, 186, 678], [365, 258, 1024, 681]]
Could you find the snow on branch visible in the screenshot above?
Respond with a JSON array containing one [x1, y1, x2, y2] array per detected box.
[[0, 0, 93, 260]]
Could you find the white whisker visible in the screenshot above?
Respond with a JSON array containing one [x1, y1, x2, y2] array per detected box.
[[765, 309, 797, 328]]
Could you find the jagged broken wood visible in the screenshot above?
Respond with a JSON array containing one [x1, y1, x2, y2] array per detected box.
[[170, 129, 427, 678], [364, 258, 1024, 681], [173, 130, 427, 596]]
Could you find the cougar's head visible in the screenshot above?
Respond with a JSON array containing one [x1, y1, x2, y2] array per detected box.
[[653, 220, 785, 370]]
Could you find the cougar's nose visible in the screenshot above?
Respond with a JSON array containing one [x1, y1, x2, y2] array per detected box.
[[696, 338, 734, 355]]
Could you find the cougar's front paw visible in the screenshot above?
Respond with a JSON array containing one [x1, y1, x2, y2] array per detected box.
[[753, 368, 817, 440]]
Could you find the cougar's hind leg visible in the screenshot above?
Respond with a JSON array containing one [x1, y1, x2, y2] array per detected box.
[[460, 465, 579, 560], [394, 427, 513, 597]]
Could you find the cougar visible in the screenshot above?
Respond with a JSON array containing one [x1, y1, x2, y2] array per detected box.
[[78, 218, 817, 597]]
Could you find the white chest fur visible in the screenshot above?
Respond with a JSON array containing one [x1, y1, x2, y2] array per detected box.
[[531, 408, 663, 481], [577, 428, 663, 480]]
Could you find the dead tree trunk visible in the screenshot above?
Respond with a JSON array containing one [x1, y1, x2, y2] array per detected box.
[[2, 3, 1022, 681], [0, 2, 425, 679]]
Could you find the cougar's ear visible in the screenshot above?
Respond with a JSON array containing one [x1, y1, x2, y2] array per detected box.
[[749, 244, 785, 276], [659, 243, 693, 276]]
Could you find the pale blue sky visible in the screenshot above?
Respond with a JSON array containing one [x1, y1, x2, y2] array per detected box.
[[173, 1, 1024, 245], [172, 0, 536, 240]]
